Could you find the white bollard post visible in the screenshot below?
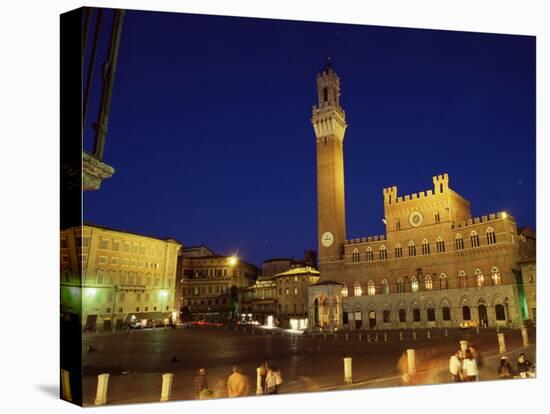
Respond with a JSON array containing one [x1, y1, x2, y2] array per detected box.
[[399, 332, 403, 341], [521, 327, 529, 347], [94, 373, 110, 406], [61, 369, 72, 402], [358, 333, 362, 342], [459, 340, 469, 353], [160, 373, 174, 402], [375, 333, 379, 342], [476, 326, 480, 335], [412, 331, 416, 340], [407, 349, 416, 375], [445, 329, 448, 337], [324, 333, 327, 340], [427, 330, 431, 339], [497, 333, 506, 354], [384, 333, 388, 342], [345, 333, 348, 341], [496, 325, 500, 333], [343, 357, 353, 384]]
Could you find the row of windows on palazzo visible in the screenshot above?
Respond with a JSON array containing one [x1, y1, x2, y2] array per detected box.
[[351, 228, 497, 262], [340, 267, 502, 297], [342, 303, 507, 324]]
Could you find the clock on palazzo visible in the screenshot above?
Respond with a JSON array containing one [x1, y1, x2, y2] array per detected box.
[[409, 211, 423, 227], [321, 231, 334, 247]]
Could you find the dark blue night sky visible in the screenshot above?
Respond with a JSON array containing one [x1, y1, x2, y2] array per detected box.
[[83, 9, 536, 266]]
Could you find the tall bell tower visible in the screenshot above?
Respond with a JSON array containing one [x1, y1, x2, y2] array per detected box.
[[312, 61, 348, 263]]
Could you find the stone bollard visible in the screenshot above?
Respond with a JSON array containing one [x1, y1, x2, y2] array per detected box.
[[384, 333, 388, 342], [521, 327, 529, 347], [160, 373, 174, 402], [412, 331, 416, 340], [444, 329, 448, 337], [358, 333, 362, 342], [496, 325, 500, 333], [343, 357, 353, 384], [460, 340, 469, 353], [345, 333, 349, 341], [94, 373, 110, 406], [476, 326, 480, 335], [375, 333, 379, 342], [61, 369, 72, 402], [407, 349, 416, 375], [324, 333, 327, 340], [335, 333, 338, 340], [263, 330, 266, 336], [497, 333, 506, 354], [427, 330, 431, 339], [399, 332, 403, 341]]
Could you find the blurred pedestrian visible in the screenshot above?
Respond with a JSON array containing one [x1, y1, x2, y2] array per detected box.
[[462, 349, 479, 381], [469, 345, 483, 379], [227, 366, 249, 397], [194, 368, 208, 399], [396, 351, 410, 385], [517, 353, 534, 377], [257, 361, 268, 395], [497, 356, 513, 379], [266, 366, 283, 394], [449, 350, 463, 382]]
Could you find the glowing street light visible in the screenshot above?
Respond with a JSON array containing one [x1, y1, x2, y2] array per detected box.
[[501, 211, 508, 219], [227, 256, 238, 267], [87, 288, 96, 297], [160, 290, 168, 297]]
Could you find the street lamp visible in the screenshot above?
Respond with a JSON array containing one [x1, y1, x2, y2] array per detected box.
[[228, 256, 238, 267]]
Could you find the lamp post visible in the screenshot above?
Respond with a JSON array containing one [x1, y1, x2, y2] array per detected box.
[[227, 256, 239, 321]]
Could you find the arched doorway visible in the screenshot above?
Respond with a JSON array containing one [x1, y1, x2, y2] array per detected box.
[[478, 304, 488, 327], [368, 310, 376, 329], [462, 306, 471, 321]]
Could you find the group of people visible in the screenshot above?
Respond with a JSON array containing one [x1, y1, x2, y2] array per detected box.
[[497, 353, 535, 379], [256, 361, 283, 395], [448, 343, 483, 382], [193, 363, 284, 400]]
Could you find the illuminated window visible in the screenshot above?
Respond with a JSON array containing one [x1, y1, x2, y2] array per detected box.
[[354, 281, 362, 296], [366, 247, 374, 262], [395, 244, 403, 258], [436, 237, 445, 253], [379, 246, 387, 260], [491, 267, 501, 286], [475, 269, 485, 288], [381, 279, 389, 295], [408, 241, 416, 257], [486, 228, 497, 244], [459, 271, 467, 289], [470, 231, 480, 248], [341, 285, 348, 297], [425, 275, 433, 290], [397, 278, 404, 293], [411, 276, 419, 292], [367, 280, 376, 296], [352, 248, 360, 263], [440, 273, 448, 290], [422, 239, 430, 255]]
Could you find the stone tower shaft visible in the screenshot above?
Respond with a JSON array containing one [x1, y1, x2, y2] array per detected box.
[[312, 63, 348, 263]]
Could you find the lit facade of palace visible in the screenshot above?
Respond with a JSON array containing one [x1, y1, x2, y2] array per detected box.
[[60, 223, 181, 331], [308, 63, 536, 331]]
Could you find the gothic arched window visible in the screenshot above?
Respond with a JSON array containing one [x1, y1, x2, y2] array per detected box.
[[341, 285, 348, 297], [366, 247, 374, 262], [381, 279, 389, 295], [408, 241, 416, 257], [354, 281, 362, 297], [379, 245, 387, 260], [367, 280, 376, 296], [411, 276, 419, 293], [475, 269, 485, 288], [491, 267, 501, 286], [352, 248, 360, 263], [395, 243, 403, 259], [422, 239, 430, 255], [425, 275, 433, 290], [470, 231, 480, 248], [397, 277, 404, 293], [455, 234, 464, 250], [486, 228, 497, 245], [436, 237, 445, 253]]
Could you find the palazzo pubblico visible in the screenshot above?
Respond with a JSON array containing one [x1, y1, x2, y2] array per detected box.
[[308, 63, 536, 331]]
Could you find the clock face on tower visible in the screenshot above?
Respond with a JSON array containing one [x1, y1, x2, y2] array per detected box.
[[409, 211, 423, 227], [321, 231, 334, 247]]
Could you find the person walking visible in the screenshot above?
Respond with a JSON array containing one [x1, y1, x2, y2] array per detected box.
[[449, 350, 463, 382], [266, 366, 283, 394], [462, 349, 479, 381], [194, 368, 208, 399], [497, 356, 513, 379], [227, 366, 249, 398], [256, 361, 268, 395]]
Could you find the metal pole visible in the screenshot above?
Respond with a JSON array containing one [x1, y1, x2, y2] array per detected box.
[[82, 8, 103, 137], [93, 9, 126, 160]]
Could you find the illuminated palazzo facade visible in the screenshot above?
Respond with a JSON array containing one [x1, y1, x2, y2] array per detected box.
[[309, 63, 535, 331]]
